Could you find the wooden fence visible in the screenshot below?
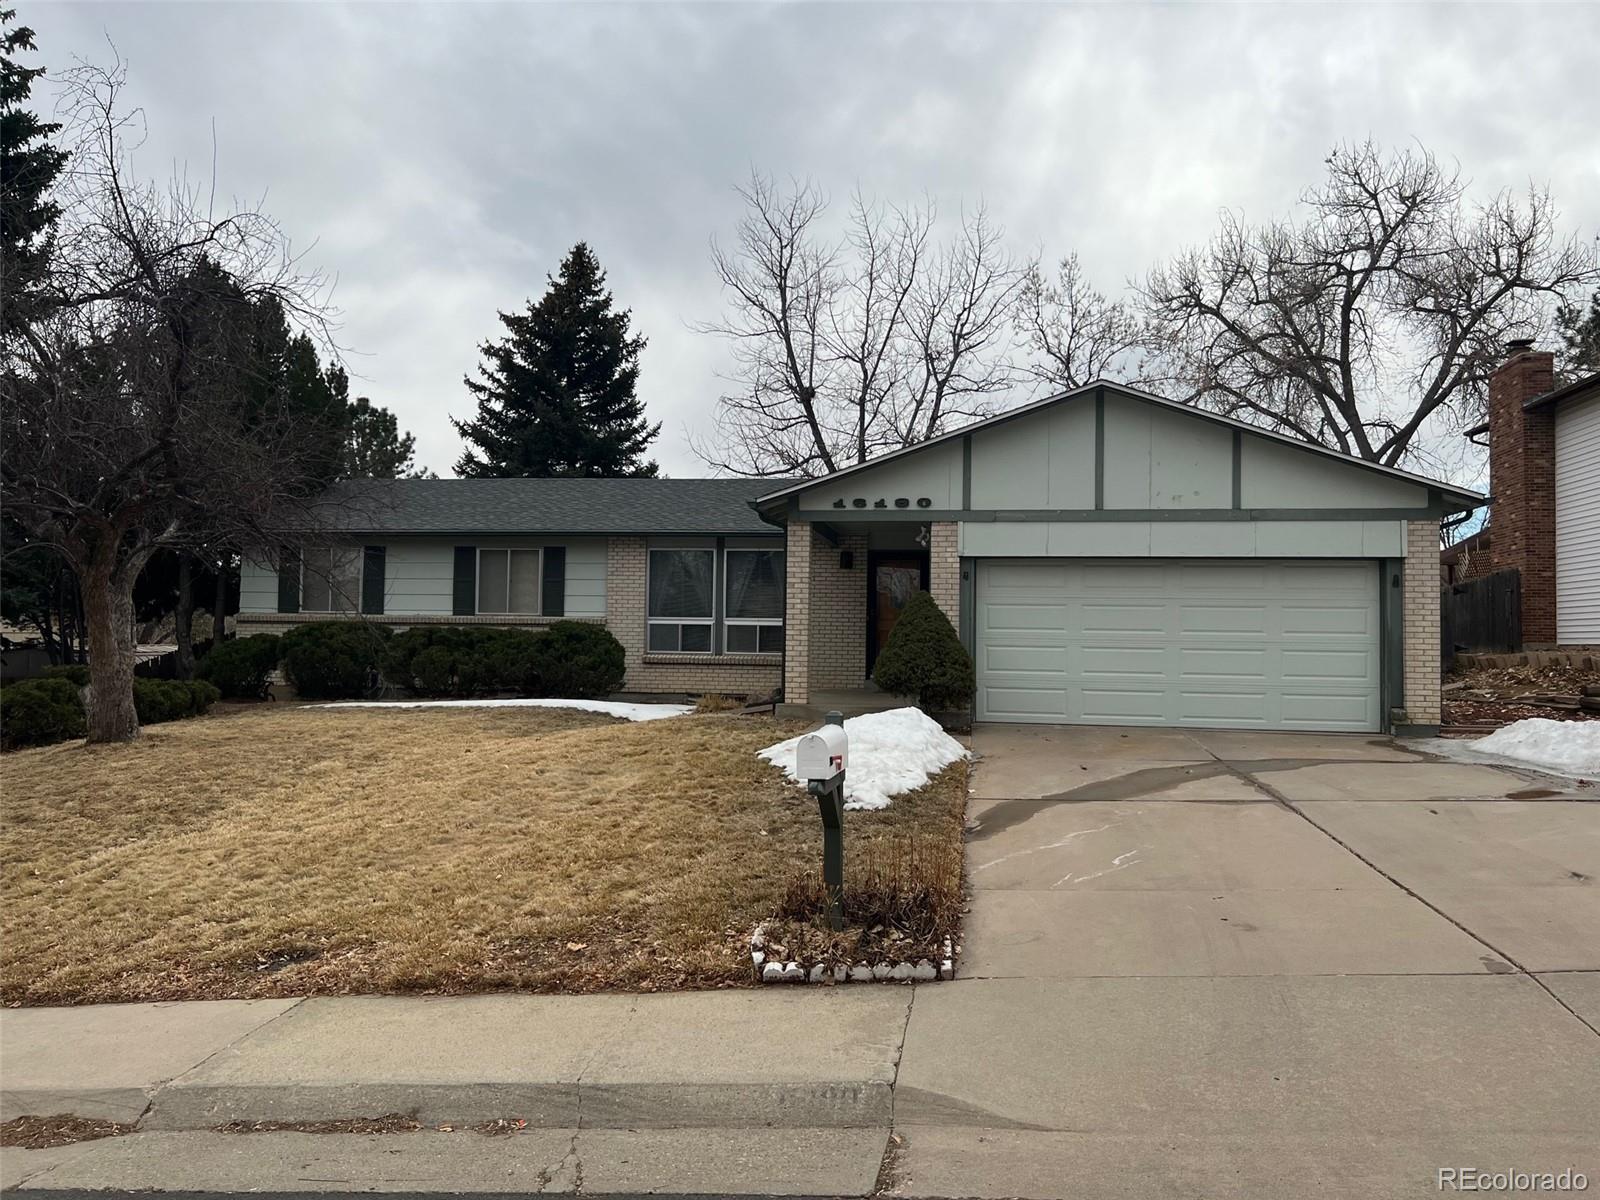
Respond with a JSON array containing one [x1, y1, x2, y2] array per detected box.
[[1440, 568, 1521, 671]]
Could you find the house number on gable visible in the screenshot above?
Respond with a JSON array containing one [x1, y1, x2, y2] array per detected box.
[[832, 497, 933, 510]]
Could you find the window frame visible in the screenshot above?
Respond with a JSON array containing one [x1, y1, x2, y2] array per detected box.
[[645, 542, 785, 657], [646, 545, 717, 654], [722, 547, 785, 655], [476, 546, 544, 616], [301, 545, 363, 614]]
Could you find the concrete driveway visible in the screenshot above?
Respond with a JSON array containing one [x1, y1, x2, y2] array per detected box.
[[890, 724, 1600, 1199]]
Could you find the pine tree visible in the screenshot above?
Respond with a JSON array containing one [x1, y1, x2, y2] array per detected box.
[[341, 380, 422, 479], [453, 243, 660, 477], [1, 7, 69, 335], [1555, 288, 1600, 383]]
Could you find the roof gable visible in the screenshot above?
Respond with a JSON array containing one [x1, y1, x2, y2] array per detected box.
[[757, 381, 1485, 516]]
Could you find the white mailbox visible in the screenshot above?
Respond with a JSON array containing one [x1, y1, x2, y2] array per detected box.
[[796, 724, 848, 783]]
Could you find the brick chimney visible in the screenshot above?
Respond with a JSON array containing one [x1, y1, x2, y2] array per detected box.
[[1486, 339, 1557, 645]]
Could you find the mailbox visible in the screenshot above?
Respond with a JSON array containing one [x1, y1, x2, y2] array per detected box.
[[803, 712, 849, 932], [796, 724, 848, 783]]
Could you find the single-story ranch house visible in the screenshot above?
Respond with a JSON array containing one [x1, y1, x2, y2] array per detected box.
[[240, 381, 1484, 734]]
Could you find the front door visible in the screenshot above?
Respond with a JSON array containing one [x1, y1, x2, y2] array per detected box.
[[867, 553, 928, 671]]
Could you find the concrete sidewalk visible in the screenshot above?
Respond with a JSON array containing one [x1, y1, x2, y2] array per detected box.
[[1, 989, 910, 1133]]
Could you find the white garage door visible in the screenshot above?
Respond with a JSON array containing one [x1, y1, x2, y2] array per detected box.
[[975, 559, 1381, 731]]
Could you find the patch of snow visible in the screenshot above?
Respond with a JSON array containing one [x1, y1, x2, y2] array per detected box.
[[315, 698, 693, 722], [1426, 718, 1600, 779], [758, 707, 968, 811]]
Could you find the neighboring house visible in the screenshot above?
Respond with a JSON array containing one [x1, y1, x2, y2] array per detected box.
[[242, 381, 1485, 734], [1460, 344, 1600, 647]]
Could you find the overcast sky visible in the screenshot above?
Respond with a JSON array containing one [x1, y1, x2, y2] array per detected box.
[[24, 2, 1600, 482]]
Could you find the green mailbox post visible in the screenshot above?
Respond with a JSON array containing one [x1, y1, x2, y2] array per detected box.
[[798, 711, 848, 932]]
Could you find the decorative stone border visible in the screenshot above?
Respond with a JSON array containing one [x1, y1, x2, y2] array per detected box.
[[750, 923, 954, 984]]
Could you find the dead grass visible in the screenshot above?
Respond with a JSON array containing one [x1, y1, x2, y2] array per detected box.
[[0, 704, 967, 1004]]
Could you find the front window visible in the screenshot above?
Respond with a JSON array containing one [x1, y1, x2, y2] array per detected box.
[[724, 549, 784, 654], [478, 548, 542, 615], [302, 546, 361, 613], [648, 548, 715, 651]]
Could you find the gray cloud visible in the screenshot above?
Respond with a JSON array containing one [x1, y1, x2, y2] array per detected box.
[[26, 1, 1600, 480]]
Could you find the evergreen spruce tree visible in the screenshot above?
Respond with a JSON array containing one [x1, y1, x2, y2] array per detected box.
[[1555, 288, 1600, 383], [1, 7, 69, 335], [338, 371, 423, 479], [453, 243, 659, 477]]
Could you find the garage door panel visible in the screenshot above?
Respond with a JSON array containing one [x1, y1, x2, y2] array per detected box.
[[1080, 688, 1169, 721], [1081, 645, 1170, 677], [1180, 604, 1268, 635], [985, 645, 1070, 673], [1280, 692, 1373, 727], [1280, 649, 1375, 682], [985, 688, 1071, 719], [1281, 603, 1373, 636], [976, 558, 1380, 732], [1080, 603, 1166, 634], [1179, 647, 1268, 679], [1175, 690, 1269, 724], [1180, 564, 1269, 591]]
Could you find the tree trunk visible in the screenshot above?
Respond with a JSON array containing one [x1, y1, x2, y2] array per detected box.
[[174, 554, 196, 679], [212, 548, 230, 644], [83, 563, 140, 744]]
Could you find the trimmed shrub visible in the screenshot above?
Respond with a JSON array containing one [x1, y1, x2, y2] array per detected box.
[[197, 634, 282, 699], [385, 626, 542, 697], [41, 664, 91, 687], [280, 621, 392, 700], [530, 621, 625, 699], [0, 678, 87, 750], [133, 678, 219, 723], [871, 591, 975, 712]]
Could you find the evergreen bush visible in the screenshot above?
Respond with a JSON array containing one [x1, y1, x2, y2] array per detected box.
[[0, 678, 87, 750], [530, 621, 625, 698], [871, 591, 975, 712], [280, 621, 392, 699], [197, 634, 282, 699]]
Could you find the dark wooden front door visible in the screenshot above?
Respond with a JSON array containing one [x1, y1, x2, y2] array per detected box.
[[867, 552, 928, 670]]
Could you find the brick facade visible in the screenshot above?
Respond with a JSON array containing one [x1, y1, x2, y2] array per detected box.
[[809, 531, 869, 689], [1402, 518, 1443, 727], [928, 522, 960, 629], [1487, 346, 1558, 644], [605, 537, 781, 697], [783, 521, 814, 704]]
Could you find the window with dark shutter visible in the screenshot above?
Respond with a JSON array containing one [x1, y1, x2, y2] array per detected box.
[[452, 546, 477, 615], [542, 547, 566, 617], [361, 546, 386, 615], [277, 546, 301, 614]]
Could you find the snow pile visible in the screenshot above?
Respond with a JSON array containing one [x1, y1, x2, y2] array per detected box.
[[759, 706, 967, 811], [1455, 718, 1600, 776], [317, 698, 692, 722]]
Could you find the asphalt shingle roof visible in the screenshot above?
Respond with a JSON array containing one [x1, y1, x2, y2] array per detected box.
[[309, 477, 792, 536]]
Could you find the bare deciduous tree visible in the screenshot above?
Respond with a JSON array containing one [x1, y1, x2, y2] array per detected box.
[[1141, 141, 1600, 469], [1016, 253, 1151, 391], [697, 174, 1025, 477], [2, 56, 339, 742]]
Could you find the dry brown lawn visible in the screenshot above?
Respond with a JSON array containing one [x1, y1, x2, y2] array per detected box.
[[1, 704, 967, 1004]]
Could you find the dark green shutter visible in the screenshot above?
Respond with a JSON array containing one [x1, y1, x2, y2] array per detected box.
[[452, 546, 477, 615], [541, 546, 566, 617], [361, 546, 386, 615], [276, 546, 301, 614]]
